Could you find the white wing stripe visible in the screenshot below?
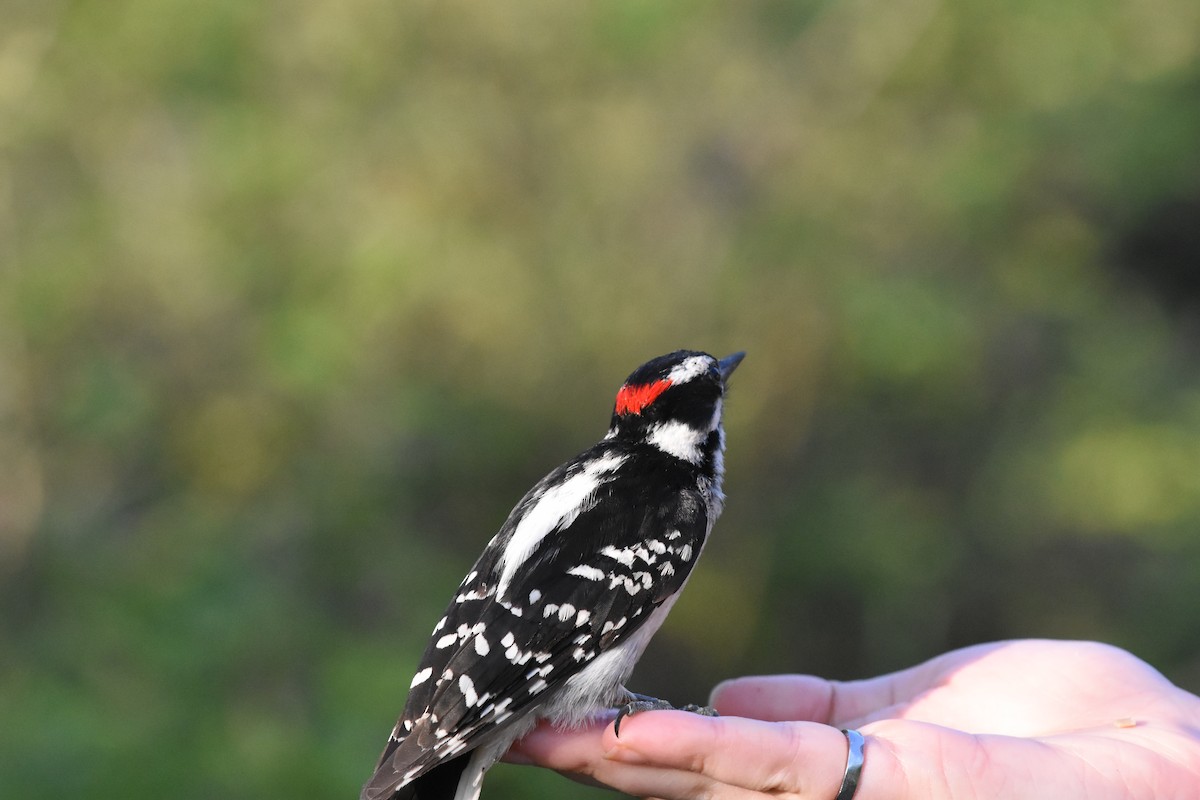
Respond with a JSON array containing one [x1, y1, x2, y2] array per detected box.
[[496, 454, 626, 595]]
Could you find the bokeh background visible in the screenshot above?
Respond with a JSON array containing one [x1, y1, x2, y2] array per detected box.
[[4, 1, 1200, 797]]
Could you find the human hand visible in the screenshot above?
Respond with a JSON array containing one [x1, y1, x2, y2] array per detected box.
[[507, 639, 1200, 799]]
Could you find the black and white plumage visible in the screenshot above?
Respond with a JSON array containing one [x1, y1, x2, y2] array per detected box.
[[361, 349, 744, 800]]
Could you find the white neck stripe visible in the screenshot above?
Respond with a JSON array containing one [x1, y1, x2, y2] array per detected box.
[[646, 420, 706, 464]]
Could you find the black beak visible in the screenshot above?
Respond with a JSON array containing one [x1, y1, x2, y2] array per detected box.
[[718, 351, 745, 384]]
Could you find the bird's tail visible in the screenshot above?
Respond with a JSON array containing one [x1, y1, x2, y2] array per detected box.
[[360, 751, 472, 800]]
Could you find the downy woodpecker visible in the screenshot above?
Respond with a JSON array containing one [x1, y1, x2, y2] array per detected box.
[[361, 349, 744, 800]]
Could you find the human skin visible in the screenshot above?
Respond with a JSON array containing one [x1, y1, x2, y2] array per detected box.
[[507, 639, 1200, 799]]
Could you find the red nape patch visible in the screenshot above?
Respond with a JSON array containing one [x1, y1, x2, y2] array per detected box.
[[615, 379, 671, 415]]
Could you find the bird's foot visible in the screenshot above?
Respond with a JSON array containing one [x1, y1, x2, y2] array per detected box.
[[613, 693, 719, 737], [680, 703, 720, 717]]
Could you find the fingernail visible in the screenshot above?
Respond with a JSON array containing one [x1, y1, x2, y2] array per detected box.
[[603, 744, 648, 765]]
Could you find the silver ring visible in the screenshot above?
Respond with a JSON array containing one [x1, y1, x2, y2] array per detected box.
[[835, 729, 864, 800]]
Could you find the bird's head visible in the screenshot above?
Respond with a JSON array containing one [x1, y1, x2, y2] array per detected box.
[[607, 350, 744, 464]]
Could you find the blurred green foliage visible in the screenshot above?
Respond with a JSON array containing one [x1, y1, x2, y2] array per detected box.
[[3, 0, 1200, 797]]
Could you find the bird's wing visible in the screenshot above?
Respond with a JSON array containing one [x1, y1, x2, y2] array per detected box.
[[361, 452, 708, 799]]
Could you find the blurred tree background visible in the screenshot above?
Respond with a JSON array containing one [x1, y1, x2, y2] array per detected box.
[[3, 0, 1200, 797]]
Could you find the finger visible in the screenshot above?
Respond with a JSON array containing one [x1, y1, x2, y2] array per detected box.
[[579, 762, 767, 800], [506, 717, 617, 791], [712, 673, 911, 728], [512, 716, 765, 800], [710, 674, 835, 722], [506, 716, 608, 769], [601, 710, 850, 797]]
